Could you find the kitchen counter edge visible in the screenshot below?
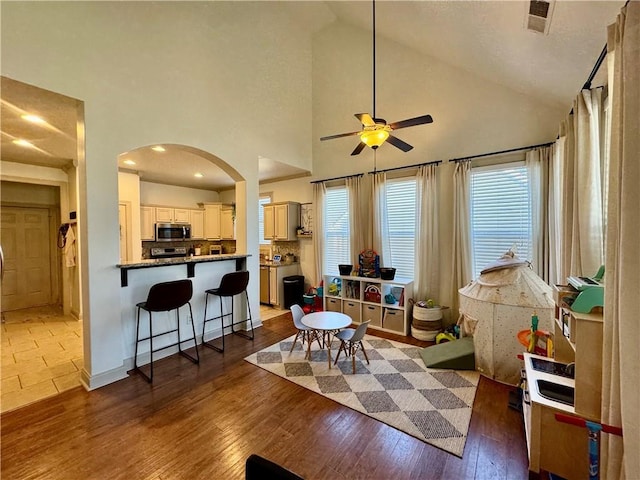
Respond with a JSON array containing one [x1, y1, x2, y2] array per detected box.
[[117, 254, 250, 269]]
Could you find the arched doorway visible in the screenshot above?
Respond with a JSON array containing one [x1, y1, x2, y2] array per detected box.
[[0, 76, 85, 412], [116, 143, 245, 263]]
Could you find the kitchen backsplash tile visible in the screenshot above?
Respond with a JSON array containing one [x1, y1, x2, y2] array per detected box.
[[142, 240, 234, 258], [272, 240, 300, 259]]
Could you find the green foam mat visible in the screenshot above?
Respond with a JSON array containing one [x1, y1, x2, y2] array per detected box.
[[420, 336, 475, 370]]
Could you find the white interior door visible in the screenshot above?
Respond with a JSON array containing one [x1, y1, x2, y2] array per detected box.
[[1, 206, 52, 311]]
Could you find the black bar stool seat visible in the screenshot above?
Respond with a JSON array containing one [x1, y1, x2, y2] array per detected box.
[[134, 279, 199, 383], [202, 270, 253, 352]]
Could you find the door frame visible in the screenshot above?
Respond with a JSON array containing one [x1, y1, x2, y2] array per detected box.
[[0, 177, 74, 316]]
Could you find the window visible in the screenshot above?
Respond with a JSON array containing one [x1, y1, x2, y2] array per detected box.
[[258, 195, 271, 245], [385, 177, 417, 279], [471, 162, 532, 278], [323, 186, 350, 275]]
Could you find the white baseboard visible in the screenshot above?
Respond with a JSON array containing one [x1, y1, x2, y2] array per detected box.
[[80, 366, 128, 391], [80, 320, 263, 390]]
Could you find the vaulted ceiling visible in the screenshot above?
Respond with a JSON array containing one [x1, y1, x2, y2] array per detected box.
[[0, 1, 623, 190]]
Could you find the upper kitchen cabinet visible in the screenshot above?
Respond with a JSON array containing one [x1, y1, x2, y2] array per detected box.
[[203, 203, 221, 240], [264, 202, 300, 241], [190, 209, 205, 239], [140, 206, 155, 241], [156, 207, 190, 224], [221, 205, 235, 240]]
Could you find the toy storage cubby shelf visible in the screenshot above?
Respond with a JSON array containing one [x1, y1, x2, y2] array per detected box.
[[323, 275, 413, 335]]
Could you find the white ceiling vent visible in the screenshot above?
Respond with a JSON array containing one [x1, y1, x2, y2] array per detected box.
[[524, 0, 555, 35]]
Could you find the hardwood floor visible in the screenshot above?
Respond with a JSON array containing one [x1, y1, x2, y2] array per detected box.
[[1, 313, 530, 479]]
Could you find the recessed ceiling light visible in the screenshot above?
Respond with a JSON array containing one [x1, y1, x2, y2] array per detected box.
[[13, 139, 35, 148], [151, 145, 165, 152], [21, 114, 46, 124], [123, 159, 136, 166], [194, 172, 204, 178]]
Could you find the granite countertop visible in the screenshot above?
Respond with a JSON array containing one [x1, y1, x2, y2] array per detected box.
[[117, 253, 250, 269]]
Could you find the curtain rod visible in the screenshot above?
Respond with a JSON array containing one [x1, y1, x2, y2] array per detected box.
[[582, 44, 608, 90], [448, 141, 554, 163], [367, 160, 442, 175], [310, 173, 364, 184], [578, 0, 630, 94]]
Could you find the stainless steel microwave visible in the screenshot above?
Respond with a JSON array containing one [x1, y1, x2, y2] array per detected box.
[[155, 223, 191, 242]]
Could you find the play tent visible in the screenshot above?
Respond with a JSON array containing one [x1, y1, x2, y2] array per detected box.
[[458, 253, 554, 385]]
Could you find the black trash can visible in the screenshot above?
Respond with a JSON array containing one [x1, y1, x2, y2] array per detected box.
[[283, 275, 304, 309]]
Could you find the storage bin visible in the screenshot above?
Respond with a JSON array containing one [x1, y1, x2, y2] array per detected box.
[[382, 308, 404, 333], [343, 301, 361, 323], [326, 297, 341, 312], [363, 304, 381, 327], [380, 268, 396, 280], [338, 264, 353, 275]]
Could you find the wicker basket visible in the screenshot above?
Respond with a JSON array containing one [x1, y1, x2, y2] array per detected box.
[[411, 325, 439, 341], [411, 304, 447, 341]]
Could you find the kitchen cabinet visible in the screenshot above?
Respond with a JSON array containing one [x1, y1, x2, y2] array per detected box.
[[140, 206, 155, 241], [221, 206, 234, 240], [203, 203, 221, 240], [260, 263, 300, 307], [264, 204, 275, 239], [263, 202, 299, 241], [323, 275, 413, 335], [155, 207, 190, 224], [190, 209, 205, 239]]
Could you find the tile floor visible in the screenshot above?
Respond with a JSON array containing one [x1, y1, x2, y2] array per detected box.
[[259, 304, 288, 321], [1, 305, 83, 413], [0, 304, 287, 413]]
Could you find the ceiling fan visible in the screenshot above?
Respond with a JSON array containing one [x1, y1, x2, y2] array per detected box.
[[320, 0, 434, 156]]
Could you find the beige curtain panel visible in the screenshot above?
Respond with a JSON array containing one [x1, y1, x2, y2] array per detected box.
[[601, 2, 640, 478]]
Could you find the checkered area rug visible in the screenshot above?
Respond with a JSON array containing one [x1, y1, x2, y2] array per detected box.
[[245, 334, 479, 457]]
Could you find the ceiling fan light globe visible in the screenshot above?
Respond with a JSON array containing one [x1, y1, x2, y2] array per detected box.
[[360, 129, 389, 148]]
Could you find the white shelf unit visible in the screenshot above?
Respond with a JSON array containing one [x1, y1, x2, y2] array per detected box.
[[323, 275, 413, 335]]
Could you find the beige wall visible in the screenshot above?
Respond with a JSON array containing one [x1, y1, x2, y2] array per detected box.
[[1, 180, 59, 206], [1, 0, 574, 385], [1, 1, 330, 387], [259, 20, 567, 312], [140, 181, 220, 208]]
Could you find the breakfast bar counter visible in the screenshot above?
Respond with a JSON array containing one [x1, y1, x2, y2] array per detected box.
[[117, 254, 253, 367], [117, 254, 249, 287]]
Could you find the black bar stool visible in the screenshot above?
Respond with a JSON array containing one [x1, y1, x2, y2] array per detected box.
[[202, 270, 254, 352], [134, 279, 199, 383]]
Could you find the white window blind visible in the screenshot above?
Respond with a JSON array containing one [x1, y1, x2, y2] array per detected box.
[[258, 195, 271, 245], [324, 186, 350, 275], [471, 163, 532, 278], [385, 177, 417, 279]]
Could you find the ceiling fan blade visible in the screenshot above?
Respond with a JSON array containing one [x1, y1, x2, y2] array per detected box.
[[355, 113, 375, 127], [320, 131, 361, 141], [351, 142, 366, 156], [387, 135, 413, 152], [388, 114, 433, 130]]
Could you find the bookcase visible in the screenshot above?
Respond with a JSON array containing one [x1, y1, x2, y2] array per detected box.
[[323, 275, 413, 335]]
